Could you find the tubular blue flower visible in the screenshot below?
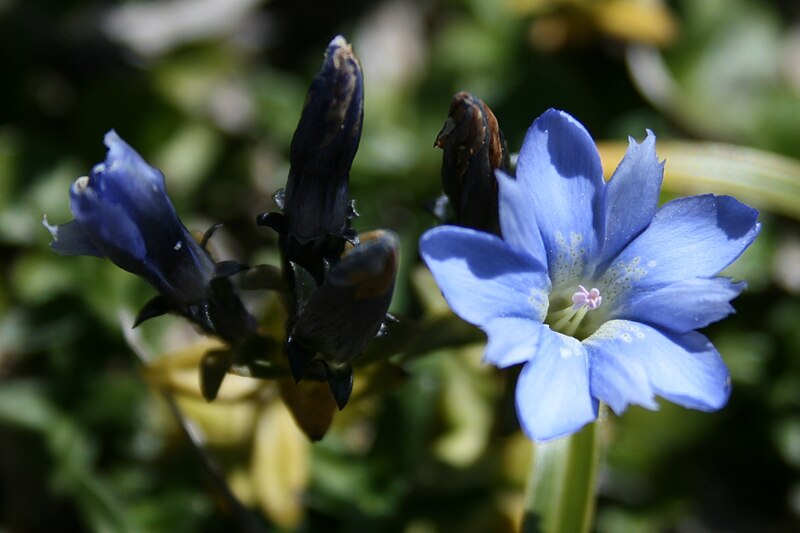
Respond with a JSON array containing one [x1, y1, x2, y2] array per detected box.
[[45, 130, 215, 306], [419, 109, 760, 442]]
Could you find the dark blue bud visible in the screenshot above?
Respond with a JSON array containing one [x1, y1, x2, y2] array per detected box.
[[435, 92, 510, 234], [45, 130, 215, 306], [285, 35, 363, 241], [287, 230, 399, 407], [259, 35, 364, 284]]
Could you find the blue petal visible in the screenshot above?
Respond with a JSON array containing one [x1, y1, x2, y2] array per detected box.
[[496, 169, 547, 268], [70, 178, 147, 270], [614, 277, 745, 334], [599, 131, 663, 267], [419, 226, 549, 326], [513, 109, 605, 285], [43, 217, 103, 258], [91, 131, 185, 246], [483, 316, 545, 368], [97, 130, 167, 205], [604, 195, 759, 290], [585, 322, 659, 414], [650, 330, 731, 411], [515, 329, 598, 441], [586, 320, 730, 413]]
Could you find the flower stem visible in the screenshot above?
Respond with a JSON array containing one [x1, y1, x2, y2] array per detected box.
[[522, 420, 601, 533]]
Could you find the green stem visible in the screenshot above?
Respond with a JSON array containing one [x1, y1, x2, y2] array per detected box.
[[522, 420, 601, 533]]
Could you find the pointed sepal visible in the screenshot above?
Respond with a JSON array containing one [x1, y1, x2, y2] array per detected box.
[[257, 211, 285, 232], [213, 260, 249, 282], [200, 223, 224, 250], [286, 336, 315, 383], [324, 362, 354, 410], [200, 348, 236, 401], [133, 295, 175, 328]]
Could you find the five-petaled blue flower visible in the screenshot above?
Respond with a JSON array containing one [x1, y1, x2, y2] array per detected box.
[[45, 130, 215, 306], [419, 109, 760, 442]]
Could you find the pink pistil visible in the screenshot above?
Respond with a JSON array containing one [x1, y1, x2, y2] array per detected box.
[[571, 285, 602, 310]]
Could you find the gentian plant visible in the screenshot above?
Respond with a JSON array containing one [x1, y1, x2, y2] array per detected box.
[[39, 30, 766, 532], [45, 35, 398, 431], [258, 35, 397, 410], [420, 109, 760, 442], [44, 130, 257, 345]]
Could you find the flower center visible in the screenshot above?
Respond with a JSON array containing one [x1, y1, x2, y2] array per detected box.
[[547, 285, 603, 338], [572, 285, 602, 310]]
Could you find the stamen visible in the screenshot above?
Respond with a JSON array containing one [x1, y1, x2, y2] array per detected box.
[[547, 285, 603, 337], [571, 285, 602, 310], [562, 307, 588, 337]]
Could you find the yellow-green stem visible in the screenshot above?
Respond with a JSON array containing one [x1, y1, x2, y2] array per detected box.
[[522, 420, 601, 533]]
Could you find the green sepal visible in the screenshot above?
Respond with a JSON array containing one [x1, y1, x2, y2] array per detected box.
[[212, 260, 249, 282], [200, 348, 235, 402], [286, 335, 316, 382], [200, 223, 224, 250], [324, 362, 354, 410], [132, 295, 174, 328], [289, 261, 319, 315]]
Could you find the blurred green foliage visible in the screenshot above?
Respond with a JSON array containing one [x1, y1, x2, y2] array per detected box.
[[2, 0, 800, 531]]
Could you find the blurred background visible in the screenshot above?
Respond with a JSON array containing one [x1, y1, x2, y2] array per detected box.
[[1, 0, 800, 531]]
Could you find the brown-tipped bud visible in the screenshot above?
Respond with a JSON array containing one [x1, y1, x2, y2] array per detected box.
[[286, 229, 398, 409], [290, 230, 398, 366], [435, 91, 510, 234]]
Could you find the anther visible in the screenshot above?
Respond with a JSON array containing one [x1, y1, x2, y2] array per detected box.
[[571, 285, 602, 310]]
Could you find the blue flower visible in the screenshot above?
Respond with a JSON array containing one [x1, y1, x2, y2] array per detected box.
[[45, 130, 215, 306], [419, 109, 760, 442]]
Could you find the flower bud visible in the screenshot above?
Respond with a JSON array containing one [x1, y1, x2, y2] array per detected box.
[[259, 35, 364, 283], [287, 230, 399, 408], [45, 131, 256, 344], [46, 130, 215, 305], [435, 91, 510, 234]]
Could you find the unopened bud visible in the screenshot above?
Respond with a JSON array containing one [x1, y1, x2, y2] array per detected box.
[[435, 91, 510, 234]]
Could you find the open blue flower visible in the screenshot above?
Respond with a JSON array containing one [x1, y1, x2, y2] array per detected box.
[[45, 130, 215, 306], [419, 109, 760, 442]]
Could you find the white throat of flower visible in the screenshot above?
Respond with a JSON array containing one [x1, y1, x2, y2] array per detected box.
[[547, 285, 603, 337]]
